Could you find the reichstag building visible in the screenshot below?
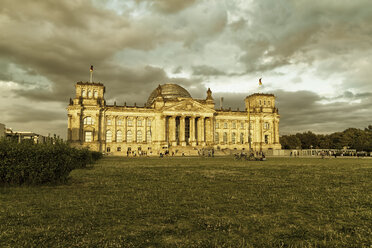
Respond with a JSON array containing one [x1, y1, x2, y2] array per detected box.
[[67, 82, 281, 155]]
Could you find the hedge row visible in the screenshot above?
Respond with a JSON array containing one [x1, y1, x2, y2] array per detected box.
[[0, 139, 102, 185]]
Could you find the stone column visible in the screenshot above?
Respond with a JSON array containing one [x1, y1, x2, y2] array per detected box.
[[113, 116, 117, 142], [169, 116, 177, 146], [180, 116, 186, 146], [200, 117, 205, 146], [208, 117, 214, 145], [134, 117, 137, 143], [228, 120, 232, 145], [123, 116, 127, 142], [77, 113, 82, 141], [260, 118, 264, 150], [190, 116, 196, 146], [197, 117, 202, 145], [275, 119, 279, 144], [67, 114, 72, 140], [144, 117, 147, 143]]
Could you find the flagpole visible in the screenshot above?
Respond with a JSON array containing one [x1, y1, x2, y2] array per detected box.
[[90, 65, 93, 83], [258, 78, 262, 94]]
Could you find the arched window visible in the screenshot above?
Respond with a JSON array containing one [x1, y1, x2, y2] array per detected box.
[[106, 130, 112, 143], [94, 91, 98, 98], [240, 133, 244, 144], [83, 116, 93, 125], [232, 132, 236, 144], [147, 130, 151, 142], [215, 132, 219, 143], [88, 90, 92, 98], [117, 131, 123, 142], [127, 130, 132, 143], [82, 89, 86, 97], [137, 130, 142, 143], [223, 132, 227, 143]]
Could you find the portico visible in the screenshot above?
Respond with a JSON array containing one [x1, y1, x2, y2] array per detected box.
[[164, 114, 214, 147]]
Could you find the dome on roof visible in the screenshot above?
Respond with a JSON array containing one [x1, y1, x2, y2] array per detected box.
[[147, 83, 191, 106]]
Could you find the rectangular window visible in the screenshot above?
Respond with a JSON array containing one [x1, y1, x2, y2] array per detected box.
[[137, 131, 142, 142], [127, 119, 133, 127], [117, 147, 121, 152], [215, 122, 219, 129], [147, 119, 151, 126], [232, 122, 236, 129], [264, 122, 270, 130], [224, 122, 227, 129], [106, 147, 111, 153], [137, 119, 142, 127], [215, 132, 219, 143], [107, 119, 111, 125], [240, 122, 244, 129], [117, 120, 122, 126], [265, 135, 269, 144], [85, 131, 92, 142]]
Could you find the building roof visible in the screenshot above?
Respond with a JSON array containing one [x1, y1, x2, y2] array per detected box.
[[147, 83, 192, 106], [245, 93, 275, 98], [76, 81, 104, 86]]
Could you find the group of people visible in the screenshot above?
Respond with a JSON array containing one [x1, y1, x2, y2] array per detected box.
[[126, 150, 151, 157], [234, 151, 266, 161]]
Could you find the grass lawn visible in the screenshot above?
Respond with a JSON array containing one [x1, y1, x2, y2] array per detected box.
[[1, 157, 372, 247]]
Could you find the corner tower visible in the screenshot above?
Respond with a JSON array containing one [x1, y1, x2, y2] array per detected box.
[[67, 82, 106, 150], [245, 93, 280, 151]]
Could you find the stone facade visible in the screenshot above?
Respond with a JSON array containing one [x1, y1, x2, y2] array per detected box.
[[67, 82, 281, 155]]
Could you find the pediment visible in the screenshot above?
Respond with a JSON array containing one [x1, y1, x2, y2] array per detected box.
[[162, 99, 215, 115]]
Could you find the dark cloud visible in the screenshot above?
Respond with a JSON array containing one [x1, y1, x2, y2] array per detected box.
[[0, 0, 371, 139], [172, 66, 183, 74], [4, 105, 65, 124], [234, 0, 372, 72], [136, 0, 197, 14], [192, 65, 226, 76]]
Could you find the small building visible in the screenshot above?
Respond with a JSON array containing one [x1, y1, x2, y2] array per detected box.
[[5, 128, 55, 144]]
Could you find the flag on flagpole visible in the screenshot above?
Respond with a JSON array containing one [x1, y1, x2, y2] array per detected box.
[[90, 65, 94, 72], [259, 78, 262, 86]]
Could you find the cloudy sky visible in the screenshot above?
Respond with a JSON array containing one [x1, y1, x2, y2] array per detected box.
[[1, 0, 371, 139]]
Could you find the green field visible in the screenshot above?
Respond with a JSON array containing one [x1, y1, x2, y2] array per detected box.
[[1, 157, 372, 247]]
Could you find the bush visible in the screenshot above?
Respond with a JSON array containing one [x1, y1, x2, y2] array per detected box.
[[0, 139, 102, 185]]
